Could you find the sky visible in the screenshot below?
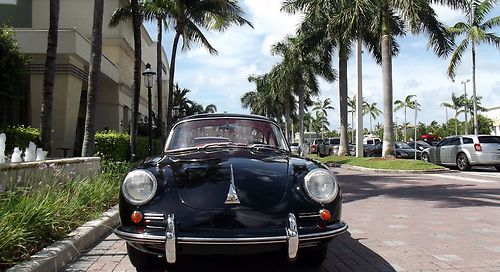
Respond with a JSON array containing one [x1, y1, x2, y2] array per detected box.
[[144, 1, 500, 131]]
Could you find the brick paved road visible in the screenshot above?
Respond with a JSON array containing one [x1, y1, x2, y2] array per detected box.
[[62, 168, 500, 272]]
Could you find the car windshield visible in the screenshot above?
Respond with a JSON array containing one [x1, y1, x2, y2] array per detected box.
[[395, 142, 412, 149], [165, 117, 289, 151]]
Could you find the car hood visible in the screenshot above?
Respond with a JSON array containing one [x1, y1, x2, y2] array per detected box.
[[168, 149, 290, 211]]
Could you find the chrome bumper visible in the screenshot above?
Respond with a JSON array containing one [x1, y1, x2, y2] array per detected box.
[[115, 213, 348, 264]]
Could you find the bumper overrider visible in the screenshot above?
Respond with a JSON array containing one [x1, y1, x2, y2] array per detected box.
[[115, 213, 348, 264]]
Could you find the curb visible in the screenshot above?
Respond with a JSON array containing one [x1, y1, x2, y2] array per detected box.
[[328, 163, 451, 174], [8, 206, 119, 272]]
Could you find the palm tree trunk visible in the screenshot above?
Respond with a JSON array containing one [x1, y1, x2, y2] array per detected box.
[[40, 0, 60, 155], [355, 37, 363, 157], [166, 32, 181, 135], [298, 86, 305, 147], [403, 105, 407, 141], [81, 0, 103, 157], [381, 34, 394, 158], [338, 45, 349, 156], [284, 97, 290, 141], [129, 0, 142, 161], [156, 18, 165, 145], [455, 110, 458, 135], [370, 115, 373, 134], [472, 42, 478, 136]]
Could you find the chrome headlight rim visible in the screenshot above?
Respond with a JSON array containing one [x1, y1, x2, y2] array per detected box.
[[303, 168, 339, 204], [122, 169, 158, 206]]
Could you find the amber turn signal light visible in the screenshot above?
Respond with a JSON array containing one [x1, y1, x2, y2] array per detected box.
[[131, 211, 142, 223], [319, 209, 331, 221]]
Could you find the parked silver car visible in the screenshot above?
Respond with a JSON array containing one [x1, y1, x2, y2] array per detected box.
[[318, 138, 340, 157], [421, 135, 500, 171]]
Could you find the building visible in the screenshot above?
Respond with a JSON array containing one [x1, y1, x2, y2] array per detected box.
[[0, 0, 169, 157], [484, 106, 500, 136]]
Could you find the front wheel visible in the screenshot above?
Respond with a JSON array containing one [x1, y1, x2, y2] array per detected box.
[[127, 243, 161, 270], [456, 153, 471, 171], [421, 152, 430, 163], [298, 245, 327, 266]]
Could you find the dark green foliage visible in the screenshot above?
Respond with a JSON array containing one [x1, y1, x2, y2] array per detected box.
[[0, 25, 30, 102], [0, 160, 134, 268], [0, 125, 40, 155], [95, 131, 162, 161]]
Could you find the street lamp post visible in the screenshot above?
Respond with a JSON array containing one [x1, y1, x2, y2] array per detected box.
[[414, 98, 418, 160], [142, 63, 156, 156], [461, 79, 470, 134]]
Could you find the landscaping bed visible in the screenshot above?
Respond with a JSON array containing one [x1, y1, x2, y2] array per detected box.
[[0, 160, 134, 270], [308, 154, 445, 171]]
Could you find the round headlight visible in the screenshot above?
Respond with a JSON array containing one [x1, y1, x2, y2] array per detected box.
[[303, 168, 338, 204], [122, 170, 158, 205]]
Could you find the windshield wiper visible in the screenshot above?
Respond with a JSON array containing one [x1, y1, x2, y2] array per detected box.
[[249, 144, 289, 153]]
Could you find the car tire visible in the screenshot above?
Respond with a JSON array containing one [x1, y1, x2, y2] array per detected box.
[[456, 153, 471, 171], [127, 243, 161, 270], [298, 245, 328, 266], [495, 166, 500, 171], [421, 152, 429, 163]]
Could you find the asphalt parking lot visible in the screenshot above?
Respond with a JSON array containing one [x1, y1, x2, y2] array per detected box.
[[61, 167, 500, 272]]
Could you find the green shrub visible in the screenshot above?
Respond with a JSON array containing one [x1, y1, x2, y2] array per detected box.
[[0, 125, 40, 155], [0, 160, 134, 268], [95, 131, 163, 161]]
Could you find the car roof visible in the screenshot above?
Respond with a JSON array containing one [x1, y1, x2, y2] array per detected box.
[[177, 113, 277, 124]]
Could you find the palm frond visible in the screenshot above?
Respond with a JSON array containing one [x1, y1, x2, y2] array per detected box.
[[109, 5, 133, 27], [447, 38, 469, 79]]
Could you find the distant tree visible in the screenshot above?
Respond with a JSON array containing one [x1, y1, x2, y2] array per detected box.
[[394, 94, 418, 141], [475, 114, 494, 134], [363, 101, 382, 134], [447, 0, 500, 134], [0, 25, 29, 125]]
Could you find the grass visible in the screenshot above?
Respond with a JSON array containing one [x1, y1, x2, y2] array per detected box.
[[0, 160, 134, 269], [307, 154, 445, 171]]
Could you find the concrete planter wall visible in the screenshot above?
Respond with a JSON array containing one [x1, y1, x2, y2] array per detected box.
[[0, 157, 100, 192]]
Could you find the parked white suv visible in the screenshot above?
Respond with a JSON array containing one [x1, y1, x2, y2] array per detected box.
[[421, 135, 500, 171]]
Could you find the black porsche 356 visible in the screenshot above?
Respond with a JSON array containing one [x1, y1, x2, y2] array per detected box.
[[115, 113, 348, 269]]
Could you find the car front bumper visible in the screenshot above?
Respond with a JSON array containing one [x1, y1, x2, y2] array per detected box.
[[115, 213, 348, 263]]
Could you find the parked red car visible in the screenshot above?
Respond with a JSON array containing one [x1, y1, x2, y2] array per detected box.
[[310, 139, 323, 155]]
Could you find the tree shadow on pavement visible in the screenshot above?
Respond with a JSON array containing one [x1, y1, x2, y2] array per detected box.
[[151, 232, 396, 272], [336, 172, 500, 208]]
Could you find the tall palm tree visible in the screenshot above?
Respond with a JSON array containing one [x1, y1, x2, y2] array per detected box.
[[440, 101, 452, 129], [348, 96, 356, 143], [313, 98, 335, 118], [363, 101, 382, 134], [271, 34, 336, 148], [165, 0, 252, 134], [82, 0, 104, 157], [269, 62, 298, 141], [447, 0, 500, 135], [376, 0, 462, 157], [394, 94, 417, 141], [142, 0, 174, 144], [110, 0, 142, 160], [282, 0, 384, 156], [451, 92, 464, 135], [241, 74, 281, 119], [40, 0, 60, 155]]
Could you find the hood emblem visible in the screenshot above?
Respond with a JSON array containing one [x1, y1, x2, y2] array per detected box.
[[225, 165, 240, 205]]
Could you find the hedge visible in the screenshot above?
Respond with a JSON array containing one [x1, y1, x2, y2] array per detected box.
[[0, 126, 161, 161], [0, 125, 40, 155], [95, 131, 162, 161]]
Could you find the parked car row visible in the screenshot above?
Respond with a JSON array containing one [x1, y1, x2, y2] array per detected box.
[[421, 135, 500, 171]]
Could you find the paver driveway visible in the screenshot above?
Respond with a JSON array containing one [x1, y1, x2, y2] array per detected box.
[[62, 167, 500, 272]]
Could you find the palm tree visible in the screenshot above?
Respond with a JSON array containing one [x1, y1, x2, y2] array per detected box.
[[375, 0, 462, 157], [165, 0, 252, 134], [271, 34, 336, 148], [241, 74, 281, 119], [363, 101, 382, 134], [451, 92, 464, 135], [394, 94, 417, 141], [110, 0, 142, 160], [269, 62, 298, 141], [440, 101, 452, 130], [447, 0, 500, 135], [313, 98, 335, 118], [82, 0, 104, 157], [40, 0, 60, 155], [142, 0, 173, 144], [204, 104, 217, 113], [282, 0, 383, 156]]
